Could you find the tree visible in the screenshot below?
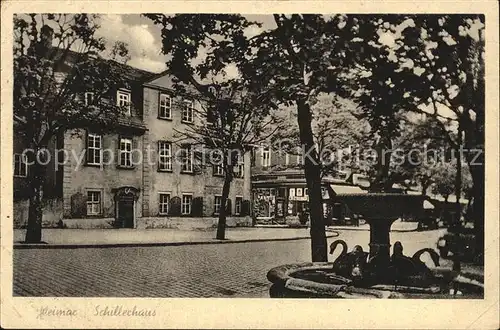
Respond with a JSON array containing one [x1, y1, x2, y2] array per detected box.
[[14, 14, 129, 242], [145, 14, 275, 240], [357, 15, 486, 262], [430, 162, 455, 202], [271, 93, 369, 178], [241, 15, 369, 262], [411, 15, 485, 262], [171, 80, 278, 240]]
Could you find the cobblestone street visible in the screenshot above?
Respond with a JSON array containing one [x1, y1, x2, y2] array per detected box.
[[13, 229, 447, 297]]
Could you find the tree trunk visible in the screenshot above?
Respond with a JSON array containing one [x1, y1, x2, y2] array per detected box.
[[455, 131, 463, 222], [421, 182, 429, 196], [297, 99, 327, 262], [25, 162, 46, 243], [467, 156, 484, 265], [370, 135, 392, 192], [216, 172, 232, 240], [463, 117, 484, 265]]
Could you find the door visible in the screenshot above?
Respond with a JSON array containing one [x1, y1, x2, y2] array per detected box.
[[117, 195, 135, 228]]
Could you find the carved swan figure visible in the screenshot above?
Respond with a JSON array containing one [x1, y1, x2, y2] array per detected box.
[[329, 240, 368, 280], [412, 248, 440, 271], [390, 241, 418, 277]]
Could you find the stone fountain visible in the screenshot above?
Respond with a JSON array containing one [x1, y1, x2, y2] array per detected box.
[[267, 193, 484, 298]]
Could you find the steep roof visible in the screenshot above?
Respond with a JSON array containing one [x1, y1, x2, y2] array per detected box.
[[49, 48, 156, 83]]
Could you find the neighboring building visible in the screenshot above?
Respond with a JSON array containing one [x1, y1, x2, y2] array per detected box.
[[251, 146, 366, 224], [139, 73, 252, 229]]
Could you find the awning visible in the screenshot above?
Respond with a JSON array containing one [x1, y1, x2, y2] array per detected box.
[[330, 184, 366, 194], [423, 199, 435, 209]]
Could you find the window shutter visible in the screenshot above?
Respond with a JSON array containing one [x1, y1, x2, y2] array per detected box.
[[102, 135, 109, 165], [225, 198, 232, 216], [70, 191, 87, 218], [85, 130, 91, 164], [192, 197, 203, 217], [116, 135, 121, 167], [170, 196, 181, 216], [132, 137, 139, 165], [157, 140, 161, 170], [241, 200, 250, 216]]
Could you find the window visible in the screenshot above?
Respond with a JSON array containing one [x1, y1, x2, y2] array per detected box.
[[182, 100, 194, 123], [305, 188, 308, 196], [181, 194, 192, 215], [159, 93, 172, 119], [212, 151, 224, 176], [297, 153, 304, 165], [235, 197, 243, 215], [86, 191, 101, 215], [117, 90, 131, 115], [180, 144, 193, 173], [87, 133, 102, 165], [85, 92, 94, 106], [289, 188, 295, 197], [119, 138, 133, 167], [214, 195, 222, 215], [159, 193, 170, 215], [158, 141, 172, 171], [262, 147, 271, 167], [296, 188, 303, 197], [234, 153, 244, 178], [13, 153, 28, 177], [213, 164, 224, 176]]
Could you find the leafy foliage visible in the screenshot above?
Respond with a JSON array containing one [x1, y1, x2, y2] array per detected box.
[[14, 14, 132, 242], [14, 14, 131, 147]]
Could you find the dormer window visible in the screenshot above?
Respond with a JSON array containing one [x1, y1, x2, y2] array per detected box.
[[182, 100, 194, 123], [84, 92, 94, 106], [262, 147, 271, 167], [117, 90, 131, 116]]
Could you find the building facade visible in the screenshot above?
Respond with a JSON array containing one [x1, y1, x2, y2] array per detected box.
[[13, 58, 253, 230], [251, 146, 366, 225]]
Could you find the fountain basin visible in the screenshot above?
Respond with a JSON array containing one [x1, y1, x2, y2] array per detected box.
[[267, 262, 484, 299], [267, 193, 484, 299]]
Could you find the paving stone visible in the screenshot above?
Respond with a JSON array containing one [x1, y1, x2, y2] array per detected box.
[[13, 230, 446, 297]]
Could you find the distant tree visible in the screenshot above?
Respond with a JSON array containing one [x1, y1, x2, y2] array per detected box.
[[109, 41, 131, 64], [14, 14, 129, 242], [271, 93, 370, 178]]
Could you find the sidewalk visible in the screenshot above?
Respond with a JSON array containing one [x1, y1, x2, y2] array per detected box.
[[329, 219, 419, 232], [256, 219, 419, 232], [13, 227, 340, 249]]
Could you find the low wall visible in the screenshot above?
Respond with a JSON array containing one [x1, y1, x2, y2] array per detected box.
[[139, 216, 253, 230], [50, 216, 253, 230], [14, 199, 253, 230], [14, 199, 63, 228]]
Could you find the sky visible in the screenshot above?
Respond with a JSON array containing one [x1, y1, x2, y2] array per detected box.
[[95, 14, 275, 73]]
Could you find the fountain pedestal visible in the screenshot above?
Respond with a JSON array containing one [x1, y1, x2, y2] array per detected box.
[[366, 218, 397, 264]]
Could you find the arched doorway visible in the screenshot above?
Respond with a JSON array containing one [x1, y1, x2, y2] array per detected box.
[[112, 186, 140, 228]]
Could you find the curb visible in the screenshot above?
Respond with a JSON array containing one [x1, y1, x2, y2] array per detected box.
[[14, 231, 341, 250], [332, 228, 419, 233]]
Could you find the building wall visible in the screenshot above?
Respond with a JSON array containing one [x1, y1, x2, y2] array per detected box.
[[62, 129, 144, 225], [142, 79, 252, 220], [13, 71, 254, 229]]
